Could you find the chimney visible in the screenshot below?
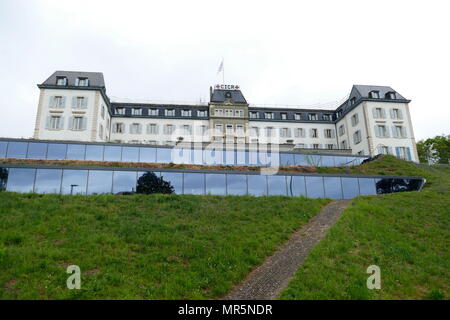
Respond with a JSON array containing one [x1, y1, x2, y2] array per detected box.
[[209, 86, 213, 100]]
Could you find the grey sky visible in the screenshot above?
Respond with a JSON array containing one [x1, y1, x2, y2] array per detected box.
[[1, 0, 449, 140]]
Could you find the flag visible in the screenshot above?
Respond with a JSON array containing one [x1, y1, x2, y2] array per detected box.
[[217, 59, 224, 74]]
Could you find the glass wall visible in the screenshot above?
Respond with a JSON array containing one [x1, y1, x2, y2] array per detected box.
[[0, 140, 368, 167], [0, 165, 424, 199]]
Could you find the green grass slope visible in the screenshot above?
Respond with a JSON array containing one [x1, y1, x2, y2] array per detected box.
[[0, 193, 328, 299], [281, 157, 450, 300]]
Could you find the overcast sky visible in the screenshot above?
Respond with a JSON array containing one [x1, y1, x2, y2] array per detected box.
[[1, 0, 448, 140]]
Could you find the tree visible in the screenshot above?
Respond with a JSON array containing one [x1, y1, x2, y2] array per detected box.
[[416, 134, 450, 164], [136, 171, 174, 194], [0, 168, 8, 191]]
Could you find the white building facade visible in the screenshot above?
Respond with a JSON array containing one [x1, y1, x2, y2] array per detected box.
[[33, 71, 419, 162]]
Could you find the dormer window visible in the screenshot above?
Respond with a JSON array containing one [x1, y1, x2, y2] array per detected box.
[[56, 77, 67, 86], [115, 107, 125, 115], [308, 113, 318, 121], [386, 92, 396, 100], [76, 77, 89, 86], [350, 97, 356, 105], [281, 113, 287, 120], [369, 91, 380, 99], [181, 109, 192, 117], [322, 114, 331, 121], [131, 108, 142, 116]]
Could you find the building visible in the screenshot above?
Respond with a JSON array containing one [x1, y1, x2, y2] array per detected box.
[[33, 71, 419, 162]]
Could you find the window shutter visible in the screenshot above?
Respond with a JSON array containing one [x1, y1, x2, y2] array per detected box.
[[391, 126, 398, 138], [137, 124, 142, 134], [82, 97, 88, 108], [402, 127, 407, 138], [390, 109, 395, 119], [388, 147, 393, 155], [331, 129, 336, 138], [375, 125, 380, 137], [75, 78, 79, 86], [68, 117, 74, 130], [45, 116, 51, 129], [49, 96, 55, 108], [395, 147, 400, 158], [406, 147, 412, 161], [372, 108, 378, 119], [381, 109, 386, 118], [59, 116, 65, 130], [71, 97, 77, 107], [398, 109, 403, 119], [60, 96, 66, 108], [82, 118, 87, 130]]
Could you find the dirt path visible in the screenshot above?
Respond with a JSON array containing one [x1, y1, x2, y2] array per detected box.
[[223, 199, 352, 300]]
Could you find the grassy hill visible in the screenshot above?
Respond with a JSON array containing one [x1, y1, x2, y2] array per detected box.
[[281, 157, 450, 299]]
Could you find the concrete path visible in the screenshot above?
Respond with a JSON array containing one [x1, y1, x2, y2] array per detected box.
[[223, 199, 352, 300]]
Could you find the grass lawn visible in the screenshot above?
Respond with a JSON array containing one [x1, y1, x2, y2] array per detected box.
[[281, 157, 450, 299], [0, 193, 328, 299]]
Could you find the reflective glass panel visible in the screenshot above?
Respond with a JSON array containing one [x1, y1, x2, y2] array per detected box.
[[248, 175, 267, 196], [268, 176, 287, 196], [305, 176, 324, 198], [204, 148, 223, 165], [341, 178, 360, 199], [226, 174, 247, 195], [122, 147, 139, 162], [192, 149, 203, 165], [236, 151, 247, 166], [66, 144, 86, 160], [172, 148, 191, 164], [34, 169, 62, 194], [61, 169, 88, 195], [0, 167, 8, 191], [359, 178, 376, 195], [0, 141, 7, 158], [286, 176, 306, 197], [205, 174, 226, 195], [27, 143, 47, 159], [160, 172, 183, 194], [104, 146, 122, 162], [183, 173, 205, 195], [85, 145, 104, 161], [87, 170, 113, 194], [139, 147, 157, 163], [6, 142, 28, 158], [112, 171, 137, 194], [294, 154, 308, 166], [47, 143, 67, 160], [280, 153, 295, 166], [6, 168, 35, 193], [157, 148, 172, 163], [224, 150, 235, 165], [304, 155, 322, 166], [324, 177, 343, 199], [321, 156, 335, 167]]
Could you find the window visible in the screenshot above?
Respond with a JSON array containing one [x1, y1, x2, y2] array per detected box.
[[226, 124, 233, 135], [236, 124, 244, 135], [294, 128, 305, 138], [250, 127, 259, 137], [101, 105, 105, 119], [225, 109, 233, 117], [214, 124, 223, 134], [351, 113, 359, 126], [165, 109, 175, 117], [113, 122, 124, 133], [375, 125, 389, 137], [70, 116, 86, 131], [312, 144, 320, 149], [181, 109, 192, 117], [215, 109, 223, 116], [265, 127, 274, 137], [395, 147, 412, 161], [338, 124, 345, 136], [235, 109, 244, 117], [341, 140, 347, 149], [310, 128, 318, 138], [130, 123, 142, 134], [378, 146, 390, 155], [197, 125, 208, 135], [197, 110, 207, 117], [147, 123, 158, 134], [294, 113, 302, 120], [50, 96, 65, 108], [280, 128, 291, 137], [76, 77, 89, 86], [99, 124, 104, 139], [281, 113, 287, 120], [56, 77, 67, 86], [324, 129, 334, 139], [265, 112, 274, 119], [369, 91, 380, 99], [164, 124, 174, 135], [392, 125, 407, 138], [373, 107, 386, 119], [48, 116, 63, 130], [386, 92, 396, 100], [149, 108, 159, 116], [308, 113, 318, 121], [132, 108, 142, 116], [115, 107, 125, 115], [390, 108, 403, 119], [249, 111, 259, 119], [322, 114, 331, 121], [353, 130, 362, 144], [350, 97, 356, 105], [327, 144, 334, 150], [182, 125, 192, 135]]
